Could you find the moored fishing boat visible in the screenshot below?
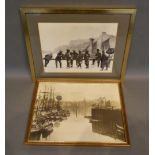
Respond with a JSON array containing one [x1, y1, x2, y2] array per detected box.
[[29, 86, 70, 140]]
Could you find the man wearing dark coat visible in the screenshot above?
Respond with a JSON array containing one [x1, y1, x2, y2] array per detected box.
[[76, 50, 83, 68], [73, 50, 78, 60], [72, 50, 78, 67], [55, 51, 63, 68], [101, 48, 109, 70], [70, 52, 74, 68], [43, 54, 53, 67], [84, 50, 90, 68], [65, 49, 71, 68], [95, 49, 102, 67]]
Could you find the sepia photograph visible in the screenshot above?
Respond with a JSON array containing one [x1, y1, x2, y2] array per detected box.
[[27, 81, 127, 144], [38, 23, 118, 73]]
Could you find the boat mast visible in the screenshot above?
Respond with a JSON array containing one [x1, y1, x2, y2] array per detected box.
[[52, 88, 55, 108], [49, 87, 52, 109]]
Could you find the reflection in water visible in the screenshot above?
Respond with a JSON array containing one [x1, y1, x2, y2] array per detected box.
[[90, 107, 125, 140]]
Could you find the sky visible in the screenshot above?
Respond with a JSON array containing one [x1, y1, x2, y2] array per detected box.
[[37, 82, 121, 108], [38, 23, 118, 53]]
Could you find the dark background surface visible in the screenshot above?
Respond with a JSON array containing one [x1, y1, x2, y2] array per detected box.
[[6, 0, 148, 155]]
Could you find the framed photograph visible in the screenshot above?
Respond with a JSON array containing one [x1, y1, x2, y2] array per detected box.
[[25, 79, 129, 146], [20, 7, 136, 81]]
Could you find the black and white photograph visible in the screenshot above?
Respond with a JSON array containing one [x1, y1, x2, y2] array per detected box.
[[38, 23, 118, 73], [28, 82, 126, 143]]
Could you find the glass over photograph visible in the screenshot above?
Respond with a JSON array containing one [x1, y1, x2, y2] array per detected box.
[[38, 23, 118, 73], [28, 82, 127, 144]]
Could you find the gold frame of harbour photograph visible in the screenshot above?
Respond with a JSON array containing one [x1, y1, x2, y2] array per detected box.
[[25, 79, 130, 146]]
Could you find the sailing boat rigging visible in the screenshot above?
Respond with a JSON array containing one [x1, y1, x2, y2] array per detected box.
[[29, 86, 70, 140]]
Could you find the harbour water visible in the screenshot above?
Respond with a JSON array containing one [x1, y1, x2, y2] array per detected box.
[[40, 113, 124, 143]]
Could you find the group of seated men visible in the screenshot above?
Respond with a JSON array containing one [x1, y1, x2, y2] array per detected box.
[[43, 48, 113, 70]]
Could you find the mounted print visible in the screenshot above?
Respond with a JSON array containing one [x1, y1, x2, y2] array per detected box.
[[39, 23, 118, 73]]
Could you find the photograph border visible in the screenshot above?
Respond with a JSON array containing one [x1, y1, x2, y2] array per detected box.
[[24, 78, 130, 147], [20, 7, 136, 82]]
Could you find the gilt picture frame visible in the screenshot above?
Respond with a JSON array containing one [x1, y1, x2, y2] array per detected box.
[[20, 7, 136, 81], [25, 78, 130, 146]]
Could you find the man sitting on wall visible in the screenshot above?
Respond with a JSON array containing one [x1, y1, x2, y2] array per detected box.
[[55, 51, 63, 68], [84, 50, 90, 68], [76, 50, 83, 68], [43, 54, 53, 67], [65, 49, 72, 68]]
